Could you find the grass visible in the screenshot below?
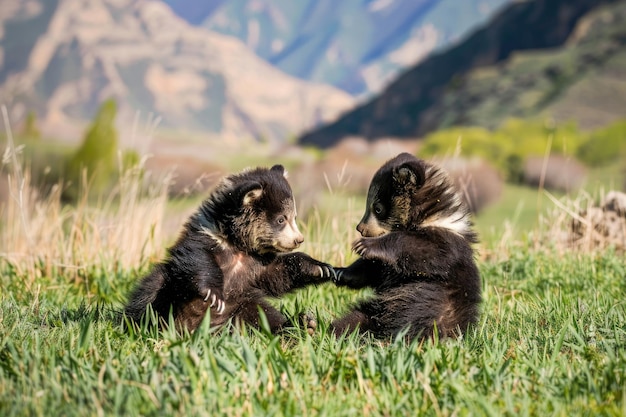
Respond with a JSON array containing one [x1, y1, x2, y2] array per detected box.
[[1, 248, 625, 416], [1, 139, 626, 416], [473, 183, 544, 246]]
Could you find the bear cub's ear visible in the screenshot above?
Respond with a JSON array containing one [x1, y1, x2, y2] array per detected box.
[[271, 164, 288, 179], [239, 181, 264, 206], [392, 161, 425, 188]]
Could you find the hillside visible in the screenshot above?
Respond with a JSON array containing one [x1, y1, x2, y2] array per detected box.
[[163, 0, 512, 95], [298, 0, 626, 148], [0, 0, 354, 142]]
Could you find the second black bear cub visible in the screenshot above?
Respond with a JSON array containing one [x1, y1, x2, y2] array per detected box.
[[125, 164, 334, 333], [332, 153, 481, 341]]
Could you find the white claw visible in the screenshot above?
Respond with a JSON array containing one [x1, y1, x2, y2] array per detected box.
[[204, 289, 211, 302], [210, 293, 217, 307], [317, 265, 324, 277], [217, 300, 226, 315]]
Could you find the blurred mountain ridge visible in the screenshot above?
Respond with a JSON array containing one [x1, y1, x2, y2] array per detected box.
[[298, 0, 626, 148], [0, 0, 354, 142], [163, 0, 513, 96]]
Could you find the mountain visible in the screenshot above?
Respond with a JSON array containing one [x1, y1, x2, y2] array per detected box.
[[163, 0, 513, 95], [0, 0, 354, 142], [298, 0, 626, 148]]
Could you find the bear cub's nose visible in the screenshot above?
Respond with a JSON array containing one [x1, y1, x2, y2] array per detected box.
[[294, 234, 304, 246]]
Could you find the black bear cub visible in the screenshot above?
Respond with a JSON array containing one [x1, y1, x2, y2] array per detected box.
[[125, 164, 334, 333], [332, 153, 481, 341]]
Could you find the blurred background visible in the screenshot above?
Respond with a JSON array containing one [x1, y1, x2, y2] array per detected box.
[[1, 0, 625, 246]]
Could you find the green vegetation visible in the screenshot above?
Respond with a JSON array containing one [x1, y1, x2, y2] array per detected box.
[[1, 106, 625, 416], [19, 111, 41, 140], [419, 118, 585, 182], [1, 139, 626, 416], [63, 99, 139, 201], [64, 99, 119, 200], [1, 218, 625, 416], [577, 120, 626, 167], [473, 183, 543, 243]]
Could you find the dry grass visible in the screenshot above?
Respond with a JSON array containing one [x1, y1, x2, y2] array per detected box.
[[476, 187, 626, 262], [535, 189, 626, 254], [1, 114, 172, 287], [2, 113, 623, 290], [144, 154, 223, 198]]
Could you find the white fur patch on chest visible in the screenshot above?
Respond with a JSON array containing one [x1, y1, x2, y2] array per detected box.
[[421, 212, 469, 235]]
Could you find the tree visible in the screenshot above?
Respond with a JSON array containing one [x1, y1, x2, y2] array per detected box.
[[64, 99, 119, 200], [20, 111, 41, 139]]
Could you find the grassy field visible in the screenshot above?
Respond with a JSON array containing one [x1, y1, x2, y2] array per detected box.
[[1, 144, 625, 416], [1, 227, 625, 416]]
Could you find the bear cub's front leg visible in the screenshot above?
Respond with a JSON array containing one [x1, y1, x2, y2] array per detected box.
[[333, 258, 383, 289], [259, 252, 336, 297], [285, 252, 336, 282]]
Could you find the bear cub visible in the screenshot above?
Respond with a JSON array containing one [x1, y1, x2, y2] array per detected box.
[[332, 153, 481, 341], [125, 164, 334, 333]]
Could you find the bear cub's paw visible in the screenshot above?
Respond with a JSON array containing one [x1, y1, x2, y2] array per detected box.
[[299, 312, 317, 336], [296, 254, 336, 280], [352, 237, 388, 262], [315, 263, 336, 280], [331, 267, 369, 288], [332, 267, 346, 285], [202, 288, 226, 315]]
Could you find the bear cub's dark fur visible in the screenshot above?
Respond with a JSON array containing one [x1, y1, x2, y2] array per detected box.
[[332, 153, 481, 341], [125, 164, 334, 333]]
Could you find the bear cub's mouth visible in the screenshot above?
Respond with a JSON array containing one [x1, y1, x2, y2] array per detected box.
[[275, 243, 301, 252], [357, 221, 390, 238]]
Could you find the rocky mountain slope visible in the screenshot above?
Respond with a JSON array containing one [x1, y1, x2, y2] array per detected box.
[[298, 0, 626, 148], [0, 0, 354, 141], [163, 0, 512, 95]]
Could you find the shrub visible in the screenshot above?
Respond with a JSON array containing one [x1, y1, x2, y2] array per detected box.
[[419, 126, 507, 170], [523, 154, 587, 192], [576, 120, 626, 167], [420, 118, 585, 183], [496, 118, 581, 157]]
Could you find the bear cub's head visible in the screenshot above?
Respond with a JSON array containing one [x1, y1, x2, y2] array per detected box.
[[357, 153, 472, 238], [205, 164, 304, 254]]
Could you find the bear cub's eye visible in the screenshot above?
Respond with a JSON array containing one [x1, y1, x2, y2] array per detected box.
[[276, 216, 286, 225], [373, 203, 384, 216]]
